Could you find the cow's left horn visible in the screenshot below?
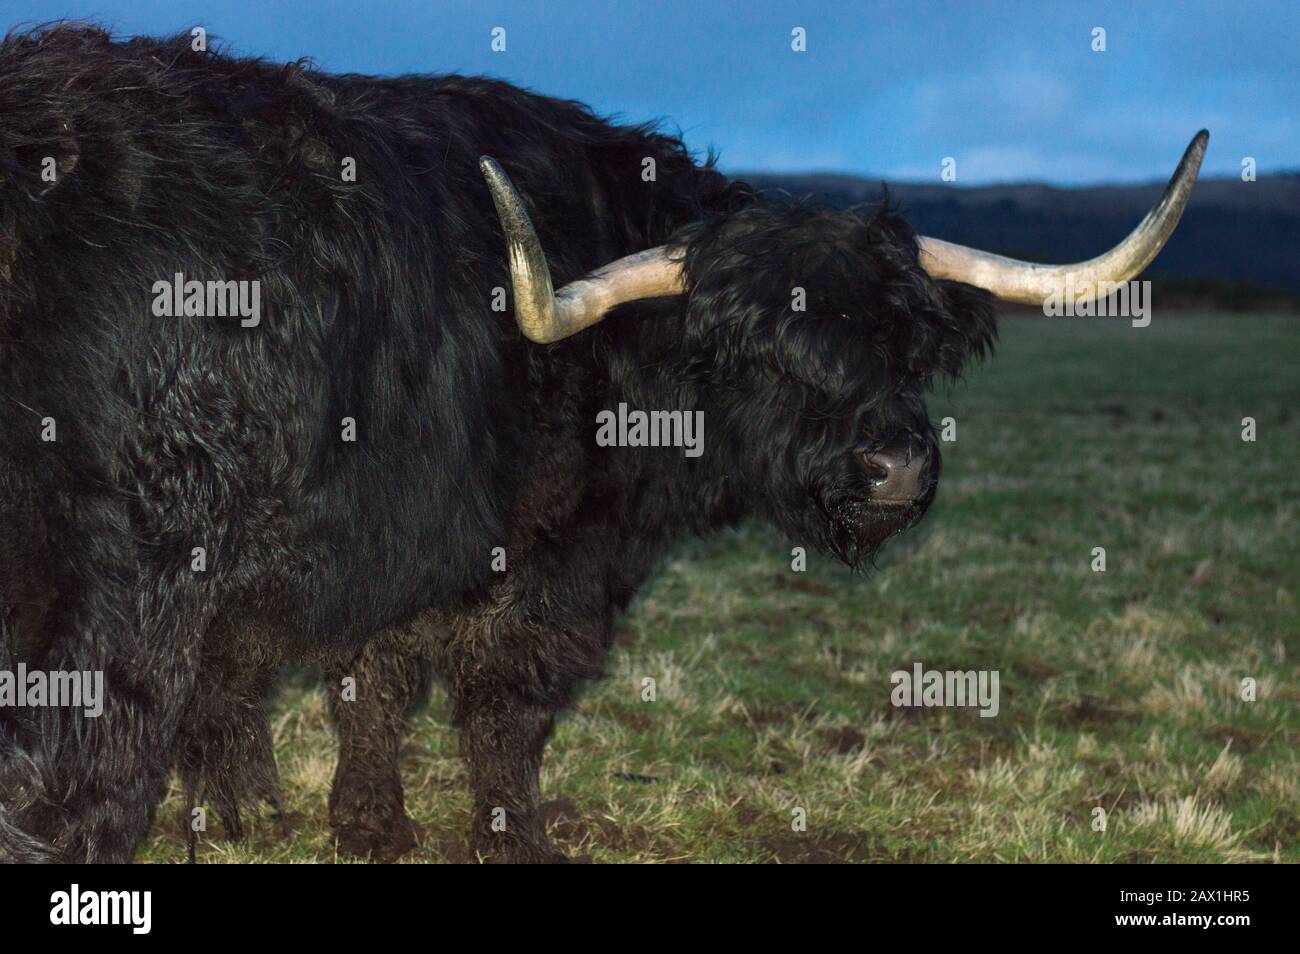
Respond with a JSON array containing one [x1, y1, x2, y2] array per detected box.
[[480, 157, 686, 343], [917, 130, 1208, 305]]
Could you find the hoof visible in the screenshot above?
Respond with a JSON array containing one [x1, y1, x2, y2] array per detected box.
[[331, 811, 419, 863]]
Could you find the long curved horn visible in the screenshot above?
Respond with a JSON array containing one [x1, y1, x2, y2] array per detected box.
[[480, 157, 685, 343], [918, 130, 1208, 304]]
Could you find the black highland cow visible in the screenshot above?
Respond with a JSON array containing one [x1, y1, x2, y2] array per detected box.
[[0, 25, 1204, 862]]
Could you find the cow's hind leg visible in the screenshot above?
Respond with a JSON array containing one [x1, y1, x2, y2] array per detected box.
[[6, 573, 211, 862], [325, 624, 433, 862], [175, 639, 283, 852]]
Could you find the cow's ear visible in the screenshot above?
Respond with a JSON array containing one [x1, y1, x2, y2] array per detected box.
[[929, 279, 999, 378], [37, 119, 80, 196]]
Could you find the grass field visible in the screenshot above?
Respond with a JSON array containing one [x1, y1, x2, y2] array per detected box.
[[141, 312, 1299, 863]]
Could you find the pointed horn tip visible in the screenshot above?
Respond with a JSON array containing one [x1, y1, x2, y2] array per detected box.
[[1184, 130, 1210, 167], [1161, 130, 1208, 199], [479, 156, 507, 187], [480, 156, 516, 194]]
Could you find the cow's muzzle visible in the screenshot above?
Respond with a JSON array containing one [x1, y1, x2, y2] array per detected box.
[[859, 440, 932, 506]]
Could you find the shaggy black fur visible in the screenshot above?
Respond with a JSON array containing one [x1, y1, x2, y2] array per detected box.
[[0, 25, 995, 862]]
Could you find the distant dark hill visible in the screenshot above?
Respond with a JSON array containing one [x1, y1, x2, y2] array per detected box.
[[729, 170, 1300, 299]]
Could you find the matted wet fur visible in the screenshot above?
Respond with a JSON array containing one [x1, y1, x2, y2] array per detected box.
[[0, 24, 994, 862]]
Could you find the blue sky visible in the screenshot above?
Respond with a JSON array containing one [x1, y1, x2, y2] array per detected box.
[[4, 0, 1295, 184]]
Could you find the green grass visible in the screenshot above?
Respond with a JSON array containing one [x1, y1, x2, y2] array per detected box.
[[141, 312, 1300, 863]]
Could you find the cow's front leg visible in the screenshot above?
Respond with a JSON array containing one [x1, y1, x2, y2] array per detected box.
[[442, 599, 611, 864], [325, 623, 433, 862], [455, 684, 564, 863]]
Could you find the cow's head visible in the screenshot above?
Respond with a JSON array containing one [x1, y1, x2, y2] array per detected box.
[[481, 131, 1206, 565]]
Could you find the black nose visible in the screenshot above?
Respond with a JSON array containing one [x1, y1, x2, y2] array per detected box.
[[860, 441, 929, 504]]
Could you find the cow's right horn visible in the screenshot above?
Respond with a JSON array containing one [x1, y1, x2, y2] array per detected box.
[[480, 157, 686, 343], [918, 130, 1208, 305]]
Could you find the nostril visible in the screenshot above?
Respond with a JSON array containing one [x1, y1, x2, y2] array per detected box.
[[860, 443, 928, 502], [859, 451, 891, 484]]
